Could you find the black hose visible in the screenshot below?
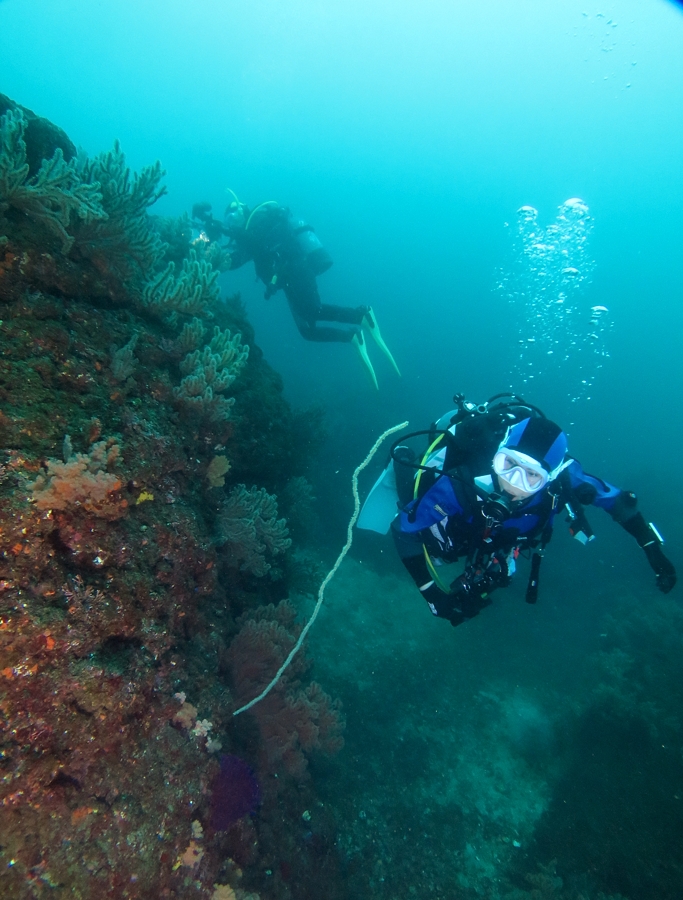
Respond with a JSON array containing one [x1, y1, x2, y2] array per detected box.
[[526, 552, 542, 604]]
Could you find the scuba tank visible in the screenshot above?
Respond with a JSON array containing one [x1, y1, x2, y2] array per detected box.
[[230, 200, 333, 276], [292, 221, 333, 276]]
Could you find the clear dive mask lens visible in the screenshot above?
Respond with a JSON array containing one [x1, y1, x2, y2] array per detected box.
[[492, 449, 548, 494]]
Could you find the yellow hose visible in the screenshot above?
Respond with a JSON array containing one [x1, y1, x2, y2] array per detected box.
[[415, 432, 453, 594], [413, 434, 446, 499], [245, 200, 279, 231]]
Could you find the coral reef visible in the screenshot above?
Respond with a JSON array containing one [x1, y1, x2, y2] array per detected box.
[[227, 601, 344, 780], [174, 325, 249, 421], [164, 315, 207, 358], [279, 475, 318, 542], [0, 109, 105, 252], [207, 454, 231, 489], [142, 248, 219, 318], [0, 97, 344, 900], [0, 94, 77, 175], [31, 436, 126, 519], [287, 549, 327, 597], [151, 212, 194, 266], [73, 139, 166, 282], [109, 332, 139, 382], [218, 485, 292, 577]]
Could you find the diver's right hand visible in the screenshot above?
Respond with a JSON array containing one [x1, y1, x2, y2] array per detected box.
[[447, 582, 492, 626]]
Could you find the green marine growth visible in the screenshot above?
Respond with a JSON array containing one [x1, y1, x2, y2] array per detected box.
[[174, 325, 249, 421], [75, 139, 167, 281], [173, 316, 206, 355], [0, 109, 168, 282], [218, 484, 291, 578], [142, 249, 219, 318], [0, 109, 105, 251], [109, 333, 139, 382]]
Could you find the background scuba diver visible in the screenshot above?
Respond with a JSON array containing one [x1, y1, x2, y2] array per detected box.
[[192, 198, 400, 389], [358, 394, 677, 627]]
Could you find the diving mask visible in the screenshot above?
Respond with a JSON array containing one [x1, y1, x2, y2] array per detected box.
[[224, 201, 247, 231], [493, 449, 548, 495]]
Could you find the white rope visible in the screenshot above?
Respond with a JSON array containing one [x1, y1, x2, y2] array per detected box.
[[232, 420, 408, 717]]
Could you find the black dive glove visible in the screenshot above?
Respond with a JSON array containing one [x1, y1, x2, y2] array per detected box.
[[622, 513, 677, 594], [447, 576, 493, 627], [418, 580, 490, 627], [645, 543, 677, 594]]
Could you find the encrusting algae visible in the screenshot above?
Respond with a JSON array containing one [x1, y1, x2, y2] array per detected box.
[[0, 93, 343, 900]]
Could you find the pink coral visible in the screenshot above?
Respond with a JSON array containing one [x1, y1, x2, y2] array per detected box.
[[173, 701, 198, 731], [211, 887, 236, 900], [227, 601, 344, 779], [178, 840, 204, 868], [31, 438, 126, 519]]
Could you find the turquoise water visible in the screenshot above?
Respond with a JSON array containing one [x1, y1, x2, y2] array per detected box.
[[4, 1, 683, 445], [3, 1, 683, 897]]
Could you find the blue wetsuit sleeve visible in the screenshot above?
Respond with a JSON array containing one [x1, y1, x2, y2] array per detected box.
[[399, 476, 466, 534], [565, 459, 624, 515]]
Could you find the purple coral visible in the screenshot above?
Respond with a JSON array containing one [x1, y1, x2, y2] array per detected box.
[[210, 754, 261, 831]]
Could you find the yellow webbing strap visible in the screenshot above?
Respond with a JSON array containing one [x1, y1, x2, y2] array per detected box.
[[423, 545, 453, 594], [414, 433, 452, 594]]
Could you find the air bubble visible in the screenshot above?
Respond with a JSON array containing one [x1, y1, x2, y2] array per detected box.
[[496, 197, 611, 403]]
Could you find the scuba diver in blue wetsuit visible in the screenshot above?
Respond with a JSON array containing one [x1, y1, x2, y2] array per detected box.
[[191, 198, 400, 389], [358, 393, 676, 627]]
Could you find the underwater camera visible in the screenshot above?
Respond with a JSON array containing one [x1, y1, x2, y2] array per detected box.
[[482, 491, 513, 525]]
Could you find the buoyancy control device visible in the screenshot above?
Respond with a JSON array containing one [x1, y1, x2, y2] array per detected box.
[[245, 203, 333, 276]]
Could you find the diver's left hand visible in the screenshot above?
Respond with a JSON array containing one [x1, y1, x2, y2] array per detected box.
[[644, 543, 677, 593]]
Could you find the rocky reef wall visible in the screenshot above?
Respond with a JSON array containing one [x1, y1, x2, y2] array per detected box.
[[0, 96, 344, 900]]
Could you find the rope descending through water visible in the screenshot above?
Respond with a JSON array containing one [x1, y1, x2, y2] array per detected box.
[[232, 420, 409, 717]]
